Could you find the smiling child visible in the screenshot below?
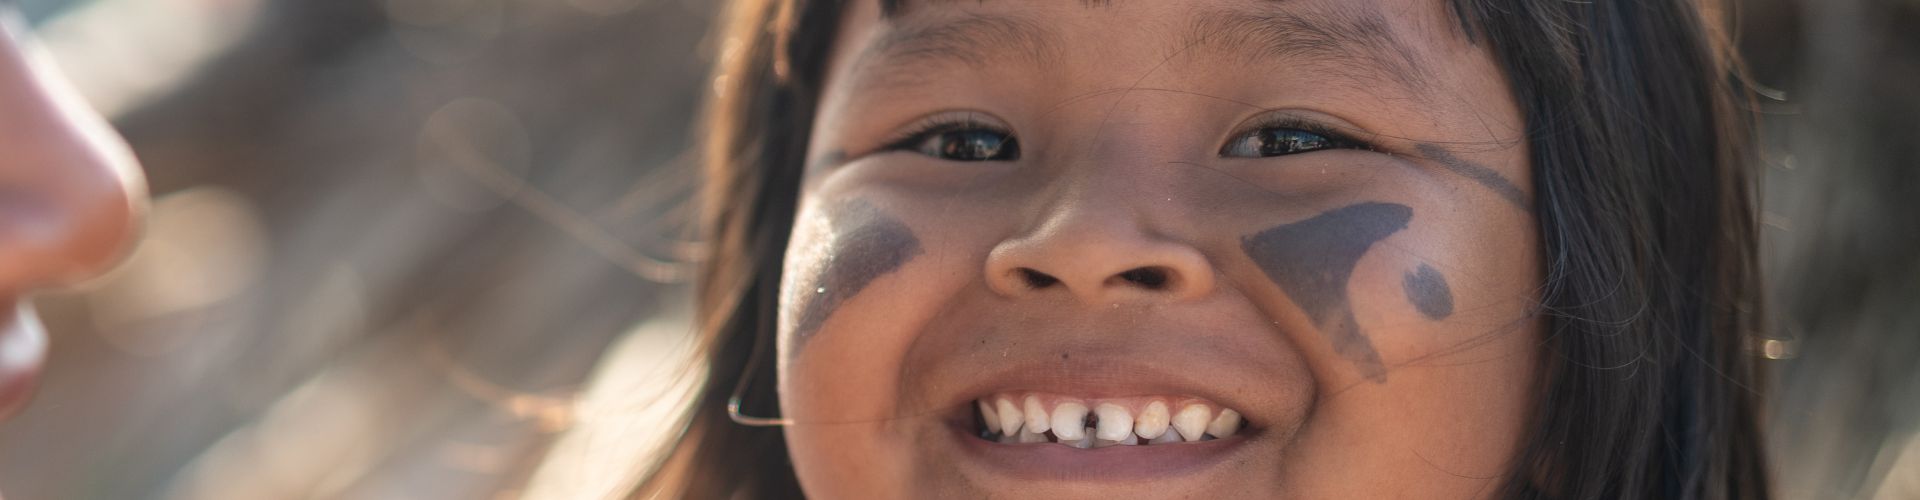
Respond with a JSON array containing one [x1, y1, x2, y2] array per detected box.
[[652, 0, 1769, 498]]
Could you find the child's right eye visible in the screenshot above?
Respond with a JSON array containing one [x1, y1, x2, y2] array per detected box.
[[885, 123, 1021, 162]]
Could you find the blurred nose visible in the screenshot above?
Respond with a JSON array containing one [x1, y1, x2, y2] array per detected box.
[[0, 18, 147, 417], [0, 21, 146, 293], [984, 172, 1215, 305]]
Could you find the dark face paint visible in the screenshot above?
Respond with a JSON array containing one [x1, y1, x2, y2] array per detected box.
[[1402, 264, 1454, 320], [789, 200, 924, 348], [1415, 143, 1531, 212], [1242, 202, 1411, 382]]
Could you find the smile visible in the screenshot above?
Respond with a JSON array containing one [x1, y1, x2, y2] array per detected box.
[[974, 392, 1248, 447]]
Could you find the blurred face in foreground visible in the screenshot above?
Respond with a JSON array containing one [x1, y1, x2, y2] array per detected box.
[[0, 11, 145, 420], [777, 0, 1543, 497]]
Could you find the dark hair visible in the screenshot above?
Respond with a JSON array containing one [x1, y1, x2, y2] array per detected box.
[[641, 0, 1771, 498]]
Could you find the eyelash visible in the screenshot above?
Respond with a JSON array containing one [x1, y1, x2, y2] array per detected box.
[[880, 115, 1021, 162], [1218, 116, 1375, 158]]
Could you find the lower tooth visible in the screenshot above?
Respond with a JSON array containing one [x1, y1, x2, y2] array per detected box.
[[1066, 427, 1095, 449], [1149, 431, 1182, 445], [1018, 429, 1050, 444]]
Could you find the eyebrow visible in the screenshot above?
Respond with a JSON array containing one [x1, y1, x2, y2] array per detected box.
[[853, 11, 1061, 87], [856, 0, 1434, 95], [1180, 3, 1434, 92]]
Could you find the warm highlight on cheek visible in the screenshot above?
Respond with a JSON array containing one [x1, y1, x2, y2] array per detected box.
[[785, 199, 924, 351]]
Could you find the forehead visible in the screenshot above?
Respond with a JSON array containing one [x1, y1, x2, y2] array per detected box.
[[839, 0, 1471, 98]]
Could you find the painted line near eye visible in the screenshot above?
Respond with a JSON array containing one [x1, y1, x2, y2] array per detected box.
[[1415, 143, 1532, 212], [789, 200, 925, 350], [1242, 202, 1411, 383], [1402, 264, 1454, 320]]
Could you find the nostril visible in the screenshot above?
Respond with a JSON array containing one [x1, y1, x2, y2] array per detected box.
[[1017, 268, 1060, 289], [1118, 267, 1170, 289]]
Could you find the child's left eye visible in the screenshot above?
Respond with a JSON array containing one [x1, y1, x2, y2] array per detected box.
[[890, 125, 1021, 162], [1219, 128, 1355, 158]]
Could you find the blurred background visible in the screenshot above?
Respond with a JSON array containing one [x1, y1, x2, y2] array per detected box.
[[0, 0, 1913, 498]]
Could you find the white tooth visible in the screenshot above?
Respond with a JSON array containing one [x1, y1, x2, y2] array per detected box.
[[1094, 403, 1134, 441], [1206, 408, 1243, 438], [1018, 429, 1050, 444], [1134, 400, 1170, 439], [995, 398, 1024, 435], [979, 400, 1001, 434], [1172, 404, 1212, 441], [1149, 430, 1182, 444], [1066, 427, 1094, 449], [1050, 402, 1089, 441], [1023, 395, 1051, 434]]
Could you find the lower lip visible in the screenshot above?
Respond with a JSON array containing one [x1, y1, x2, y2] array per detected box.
[[949, 424, 1253, 482]]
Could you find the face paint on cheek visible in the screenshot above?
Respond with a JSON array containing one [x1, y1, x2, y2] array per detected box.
[[1415, 143, 1532, 212], [788, 200, 925, 350], [1241, 202, 1412, 383], [1402, 264, 1454, 320]]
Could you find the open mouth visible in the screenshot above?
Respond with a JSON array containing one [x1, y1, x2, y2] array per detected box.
[[971, 392, 1250, 447]]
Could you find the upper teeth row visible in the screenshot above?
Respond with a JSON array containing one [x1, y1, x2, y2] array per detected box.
[[977, 393, 1244, 447]]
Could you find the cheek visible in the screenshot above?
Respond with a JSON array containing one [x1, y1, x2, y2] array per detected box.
[[1347, 206, 1542, 368], [777, 199, 928, 414], [1239, 202, 1413, 383], [779, 200, 923, 348], [1227, 191, 1542, 493], [774, 198, 963, 497], [1299, 212, 1543, 488]]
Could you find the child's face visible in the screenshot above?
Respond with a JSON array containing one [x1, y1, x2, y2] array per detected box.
[[779, 0, 1542, 497]]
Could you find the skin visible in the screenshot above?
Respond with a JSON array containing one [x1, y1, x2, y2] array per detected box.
[[777, 0, 1543, 498], [0, 10, 147, 422]]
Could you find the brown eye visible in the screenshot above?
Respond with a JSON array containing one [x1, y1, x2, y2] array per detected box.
[[1220, 128, 1351, 158], [893, 125, 1021, 162]]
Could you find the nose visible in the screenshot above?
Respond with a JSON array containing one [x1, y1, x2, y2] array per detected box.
[[0, 20, 145, 293], [0, 17, 147, 417], [984, 186, 1215, 305]]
